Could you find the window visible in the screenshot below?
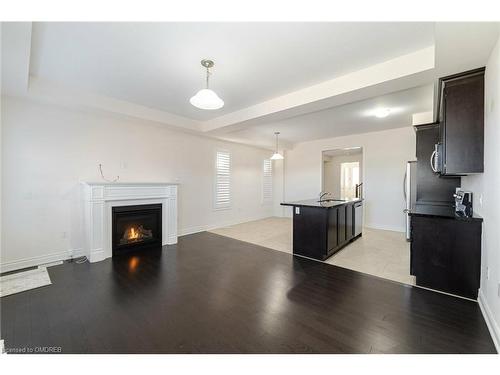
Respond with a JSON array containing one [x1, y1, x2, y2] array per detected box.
[[262, 159, 273, 204], [214, 150, 231, 209], [340, 162, 360, 199]]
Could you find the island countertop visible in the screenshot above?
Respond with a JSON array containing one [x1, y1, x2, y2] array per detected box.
[[281, 198, 362, 209]]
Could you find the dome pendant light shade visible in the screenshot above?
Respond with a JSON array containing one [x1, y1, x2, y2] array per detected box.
[[270, 132, 284, 160], [190, 59, 224, 110], [190, 89, 224, 110], [271, 152, 284, 160]]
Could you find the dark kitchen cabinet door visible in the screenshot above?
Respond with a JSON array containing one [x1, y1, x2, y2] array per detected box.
[[293, 207, 328, 259], [338, 205, 346, 246], [411, 215, 482, 299], [439, 68, 484, 175], [414, 123, 460, 204], [327, 207, 338, 252], [346, 204, 354, 242]]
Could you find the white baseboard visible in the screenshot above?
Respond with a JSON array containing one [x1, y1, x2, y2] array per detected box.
[[0, 248, 82, 273], [478, 289, 500, 353], [89, 249, 105, 263], [166, 235, 178, 245], [179, 214, 274, 237], [364, 223, 405, 233], [1, 215, 272, 272]]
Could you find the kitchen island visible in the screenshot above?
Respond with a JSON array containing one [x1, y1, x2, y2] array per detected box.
[[281, 198, 362, 260]]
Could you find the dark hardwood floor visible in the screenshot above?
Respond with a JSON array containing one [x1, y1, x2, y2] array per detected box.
[[1, 232, 496, 353]]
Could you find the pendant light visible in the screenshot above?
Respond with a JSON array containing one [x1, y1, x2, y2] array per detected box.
[[270, 132, 284, 160], [190, 59, 224, 110]]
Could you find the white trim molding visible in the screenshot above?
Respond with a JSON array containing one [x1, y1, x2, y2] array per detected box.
[[81, 182, 178, 263], [478, 289, 500, 353], [0, 248, 82, 274]]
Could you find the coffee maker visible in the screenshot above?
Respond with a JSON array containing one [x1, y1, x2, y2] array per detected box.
[[454, 189, 473, 217]]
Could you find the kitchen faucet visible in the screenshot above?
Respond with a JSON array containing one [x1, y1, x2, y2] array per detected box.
[[319, 191, 331, 201]]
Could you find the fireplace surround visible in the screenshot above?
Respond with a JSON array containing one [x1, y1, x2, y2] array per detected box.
[[81, 182, 178, 262]]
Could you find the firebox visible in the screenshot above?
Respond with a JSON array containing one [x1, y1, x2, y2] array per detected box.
[[112, 204, 162, 255]]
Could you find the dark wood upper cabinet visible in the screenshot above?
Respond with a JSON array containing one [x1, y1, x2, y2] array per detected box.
[[437, 68, 485, 175], [414, 123, 460, 205]]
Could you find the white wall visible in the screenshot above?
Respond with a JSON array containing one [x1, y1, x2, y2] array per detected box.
[[0, 96, 274, 271], [284, 127, 416, 232], [322, 152, 363, 198], [461, 35, 500, 350], [272, 155, 285, 217]]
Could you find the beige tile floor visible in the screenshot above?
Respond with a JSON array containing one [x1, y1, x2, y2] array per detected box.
[[209, 217, 415, 286]]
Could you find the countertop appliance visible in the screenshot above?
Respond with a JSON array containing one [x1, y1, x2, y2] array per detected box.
[[454, 189, 473, 217], [354, 201, 363, 237], [403, 161, 417, 241]]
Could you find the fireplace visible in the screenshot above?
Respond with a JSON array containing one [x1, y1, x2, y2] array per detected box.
[[112, 204, 162, 255]]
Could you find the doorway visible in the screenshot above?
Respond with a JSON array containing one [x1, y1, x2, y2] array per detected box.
[[322, 147, 363, 199]]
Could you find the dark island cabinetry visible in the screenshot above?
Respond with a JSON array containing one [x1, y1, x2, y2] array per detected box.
[[282, 199, 362, 261], [292, 206, 328, 260]]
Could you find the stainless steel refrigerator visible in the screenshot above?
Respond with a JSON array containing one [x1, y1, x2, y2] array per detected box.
[[404, 161, 417, 241]]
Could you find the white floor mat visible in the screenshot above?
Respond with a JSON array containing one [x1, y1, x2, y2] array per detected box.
[[0, 267, 52, 297]]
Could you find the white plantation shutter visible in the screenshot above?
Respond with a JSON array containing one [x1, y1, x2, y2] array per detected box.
[[262, 159, 273, 204], [214, 150, 231, 209]]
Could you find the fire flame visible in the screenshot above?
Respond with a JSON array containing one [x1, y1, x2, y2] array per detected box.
[[128, 226, 139, 240]]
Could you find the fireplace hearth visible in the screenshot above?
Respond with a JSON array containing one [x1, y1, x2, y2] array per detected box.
[[112, 204, 162, 255]]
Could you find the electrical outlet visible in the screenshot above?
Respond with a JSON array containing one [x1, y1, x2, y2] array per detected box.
[[486, 266, 490, 280], [498, 283, 500, 298], [295, 207, 300, 215]]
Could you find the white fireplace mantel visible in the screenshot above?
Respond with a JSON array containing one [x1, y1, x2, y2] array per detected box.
[[81, 182, 178, 263]]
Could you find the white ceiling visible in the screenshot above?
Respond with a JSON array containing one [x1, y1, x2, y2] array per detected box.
[[30, 22, 435, 121], [218, 84, 433, 144], [3, 22, 499, 149]]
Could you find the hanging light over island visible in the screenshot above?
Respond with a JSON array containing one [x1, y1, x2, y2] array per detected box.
[[190, 59, 224, 110], [271, 132, 284, 160]]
